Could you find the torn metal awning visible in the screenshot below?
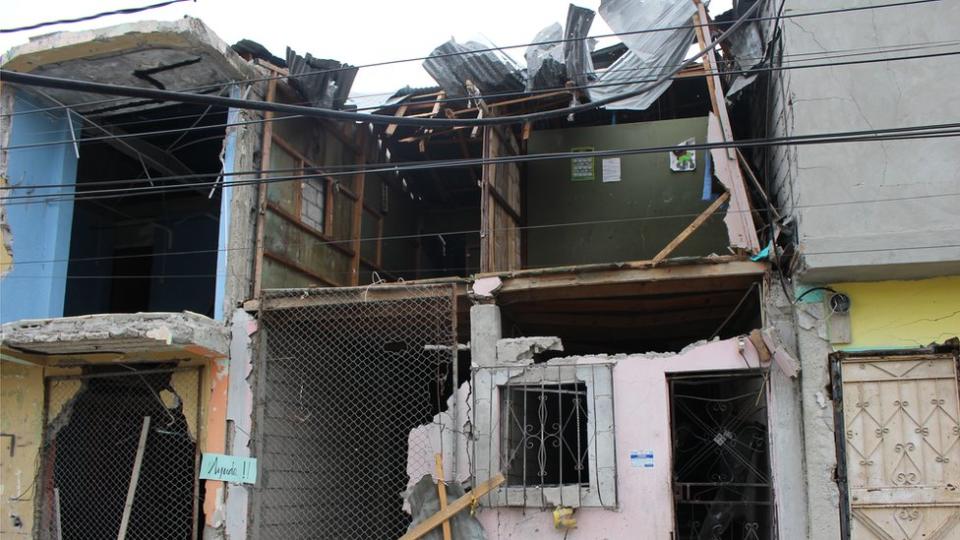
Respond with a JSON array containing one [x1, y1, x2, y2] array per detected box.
[[0, 311, 229, 366], [1, 17, 257, 116]]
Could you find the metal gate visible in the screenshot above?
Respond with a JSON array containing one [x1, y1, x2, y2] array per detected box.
[[39, 365, 203, 540], [253, 284, 458, 540], [833, 350, 960, 539]]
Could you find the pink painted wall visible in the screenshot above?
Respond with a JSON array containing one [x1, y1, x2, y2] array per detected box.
[[476, 337, 763, 539]]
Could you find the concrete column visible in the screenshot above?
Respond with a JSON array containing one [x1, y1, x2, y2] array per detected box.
[[469, 304, 501, 368], [795, 298, 842, 540]]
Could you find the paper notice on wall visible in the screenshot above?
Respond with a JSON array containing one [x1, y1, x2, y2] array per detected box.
[[200, 453, 258, 484], [630, 450, 654, 468], [602, 157, 621, 182]]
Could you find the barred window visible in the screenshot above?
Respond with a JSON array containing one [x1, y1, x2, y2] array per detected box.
[[473, 362, 617, 509], [502, 383, 590, 487]]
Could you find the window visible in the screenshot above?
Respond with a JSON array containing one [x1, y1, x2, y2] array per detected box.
[[502, 383, 589, 487], [473, 362, 616, 508]]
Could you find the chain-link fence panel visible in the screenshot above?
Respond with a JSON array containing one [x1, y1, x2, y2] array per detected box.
[[39, 366, 203, 540], [253, 284, 458, 540]]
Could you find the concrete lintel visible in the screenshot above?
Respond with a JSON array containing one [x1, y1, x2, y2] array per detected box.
[[0, 311, 228, 363], [495, 336, 563, 366]]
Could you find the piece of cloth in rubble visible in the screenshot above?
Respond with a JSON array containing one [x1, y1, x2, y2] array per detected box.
[[404, 474, 486, 540]]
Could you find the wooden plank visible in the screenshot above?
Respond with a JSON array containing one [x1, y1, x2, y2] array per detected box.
[[350, 152, 366, 286], [652, 191, 730, 265], [385, 104, 408, 137], [434, 454, 452, 540], [262, 251, 339, 287], [693, 3, 735, 159], [118, 417, 151, 540], [399, 473, 505, 540], [252, 78, 278, 299]]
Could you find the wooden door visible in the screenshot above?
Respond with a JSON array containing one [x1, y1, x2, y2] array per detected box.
[[838, 352, 960, 539]]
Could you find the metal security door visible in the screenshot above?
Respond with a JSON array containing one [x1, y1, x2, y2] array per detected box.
[[835, 351, 960, 539]]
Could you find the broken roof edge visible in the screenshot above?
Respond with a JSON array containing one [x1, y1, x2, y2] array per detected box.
[[0, 311, 229, 363], [2, 16, 258, 82]]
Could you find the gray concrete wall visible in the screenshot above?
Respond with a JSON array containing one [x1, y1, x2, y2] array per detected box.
[[766, 0, 960, 283]]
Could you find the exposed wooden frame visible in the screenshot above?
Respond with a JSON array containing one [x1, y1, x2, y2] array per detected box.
[[398, 473, 506, 540]]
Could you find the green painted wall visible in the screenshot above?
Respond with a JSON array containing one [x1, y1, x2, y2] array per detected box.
[[525, 116, 728, 267]]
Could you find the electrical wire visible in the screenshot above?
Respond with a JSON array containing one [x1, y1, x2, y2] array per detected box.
[[3, 124, 959, 206], [16, 37, 960, 140], [0, 0, 194, 34], [6, 45, 960, 154], [3, 189, 957, 268], [0, 0, 943, 120], [3, 119, 959, 204]]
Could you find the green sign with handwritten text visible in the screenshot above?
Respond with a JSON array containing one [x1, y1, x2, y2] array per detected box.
[[199, 453, 258, 484]]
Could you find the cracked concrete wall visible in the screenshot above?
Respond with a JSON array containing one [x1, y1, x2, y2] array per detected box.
[[767, 0, 960, 282]]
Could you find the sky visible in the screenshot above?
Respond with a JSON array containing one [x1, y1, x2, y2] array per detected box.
[[0, 0, 732, 97]]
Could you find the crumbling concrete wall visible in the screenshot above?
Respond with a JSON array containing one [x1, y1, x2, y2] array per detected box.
[[217, 83, 267, 322]]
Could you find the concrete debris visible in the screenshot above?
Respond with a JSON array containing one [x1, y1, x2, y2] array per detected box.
[[496, 336, 563, 365]]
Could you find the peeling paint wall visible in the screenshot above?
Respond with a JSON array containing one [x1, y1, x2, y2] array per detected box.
[[0, 364, 80, 538], [0, 93, 80, 323]]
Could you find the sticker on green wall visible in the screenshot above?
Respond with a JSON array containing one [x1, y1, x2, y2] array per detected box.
[[669, 138, 697, 172], [570, 146, 595, 181]]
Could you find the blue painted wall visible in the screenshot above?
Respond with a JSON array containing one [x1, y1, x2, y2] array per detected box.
[[213, 93, 240, 322], [0, 93, 79, 323]]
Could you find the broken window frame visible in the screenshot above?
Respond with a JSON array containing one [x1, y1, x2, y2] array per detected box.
[[473, 361, 617, 509], [261, 130, 385, 286]]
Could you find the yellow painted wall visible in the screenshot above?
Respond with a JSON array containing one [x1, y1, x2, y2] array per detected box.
[[0, 363, 47, 538], [832, 276, 960, 349]]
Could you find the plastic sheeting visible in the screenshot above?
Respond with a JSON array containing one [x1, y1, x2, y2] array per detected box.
[[422, 39, 525, 98], [590, 0, 697, 111]]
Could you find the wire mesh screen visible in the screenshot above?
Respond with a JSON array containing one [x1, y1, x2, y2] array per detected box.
[[254, 284, 457, 540], [39, 366, 202, 540]]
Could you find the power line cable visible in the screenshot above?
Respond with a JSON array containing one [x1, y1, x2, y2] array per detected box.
[[3, 121, 959, 205], [5, 45, 959, 154], [0, 0, 942, 120], [17, 37, 960, 139], [3, 190, 956, 267], [0, 0, 194, 34]]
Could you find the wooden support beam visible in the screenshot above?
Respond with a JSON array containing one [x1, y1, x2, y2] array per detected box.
[[693, 1, 735, 159], [385, 104, 408, 137], [488, 183, 522, 224], [399, 473, 505, 540], [118, 417, 151, 540], [652, 191, 730, 265], [350, 157, 366, 286], [434, 454, 452, 540]]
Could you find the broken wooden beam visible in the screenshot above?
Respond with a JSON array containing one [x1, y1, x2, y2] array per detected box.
[[434, 454, 452, 540], [399, 473, 506, 540], [652, 191, 730, 265]]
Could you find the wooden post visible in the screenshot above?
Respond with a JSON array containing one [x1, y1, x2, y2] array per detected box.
[[53, 487, 63, 540], [434, 454, 452, 540], [117, 416, 151, 540], [692, 0, 736, 159], [252, 78, 278, 299]]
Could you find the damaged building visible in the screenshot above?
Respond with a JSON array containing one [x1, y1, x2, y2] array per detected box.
[[1, 1, 958, 539]]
